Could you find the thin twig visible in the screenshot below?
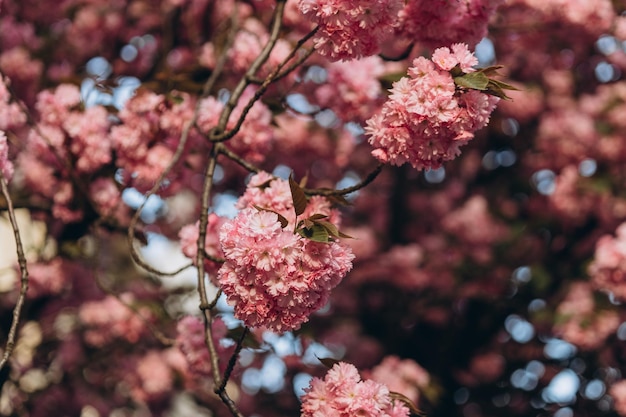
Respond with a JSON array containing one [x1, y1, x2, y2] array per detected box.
[[247, 27, 318, 85], [195, 145, 243, 417], [94, 272, 176, 347], [210, 0, 288, 142], [303, 163, 385, 196], [204, 249, 225, 264], [219, 146, 262, 174], [0, 173, 29, 372], [218, 326, 249, 393]]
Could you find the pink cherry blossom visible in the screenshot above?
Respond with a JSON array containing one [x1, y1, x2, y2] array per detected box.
[[589, 223, 626, 300], [217, 206, 354, 333], [366, 46, 499, 170], [298, 0, 403, 61], [300, 362, 410, 417]]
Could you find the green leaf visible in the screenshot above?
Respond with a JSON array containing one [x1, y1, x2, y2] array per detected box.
[[337, 229, 354, 239], [253, 205, 289, 228], [289, 174, 308, 217], [307, 213, 328, 221], [298, 224, 330, 243], [389, 392, 425, 416], [477, 65, 504, 76], [316, 356, 341, 369], [313, 220, 340, 238], [454, 71, 490, 90], [485, 78, 520, 100]]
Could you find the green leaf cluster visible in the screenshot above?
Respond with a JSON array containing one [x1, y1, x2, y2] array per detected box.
[[452, 65, 519, 100]]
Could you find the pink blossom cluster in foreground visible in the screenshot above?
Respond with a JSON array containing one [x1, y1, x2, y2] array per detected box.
[[365, 44, 499, 170], [216, 173, 353, 333], [300, 362, 410, 417], [588, 222, 626, 300], [218, 207, 354, 333]]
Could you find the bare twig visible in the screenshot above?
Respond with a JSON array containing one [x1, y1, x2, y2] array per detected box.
[[303, 163, 385, 196], [247, 27, 318, 85], [0, 173, 29, 372], [219, 145, 262, 174], [210, 0, 289, 142], [218, 326, 249, 393], [94, 272, 176, 347], [195, 144, 243, 417]]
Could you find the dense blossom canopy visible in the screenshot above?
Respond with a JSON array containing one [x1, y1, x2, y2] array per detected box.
[[0, 0, 626, 417]]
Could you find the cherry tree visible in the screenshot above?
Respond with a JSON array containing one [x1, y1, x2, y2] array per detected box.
[[1, 0, 626, 416]]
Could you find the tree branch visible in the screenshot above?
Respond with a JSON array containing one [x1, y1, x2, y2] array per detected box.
[[303, 163, 384, 196], [0, 173, 29, 372]]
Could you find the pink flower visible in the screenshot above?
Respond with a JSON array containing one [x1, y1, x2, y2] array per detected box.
[[311, 56, 385, 123], [367, 356, 430, 404], [179, 214, 226, 279], [589, 222, 626, 300], [300, 362, 410, 417], [78, 293, 150, 347], [217, 175, 354, 333], [365, 45, 499, 170], [398, 0, 503, 49], [553, 282, 619, 350], [298, 0, 403, 61], [217, 206, 354, 333], [176, 315, 232, 376], [611, 380, 626, 417]]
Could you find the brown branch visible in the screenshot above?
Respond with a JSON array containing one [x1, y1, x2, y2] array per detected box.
[[303, 163, 385, 196], [218, 146, 262, 174], [211, 24, 318, 144], [0, 173, 29, 372], [247, 27, 318, 85], [195, 145, 243, 417], [210, 0, 288, 142], [218, 326, 249, 393], [204, 249, 225, 264]]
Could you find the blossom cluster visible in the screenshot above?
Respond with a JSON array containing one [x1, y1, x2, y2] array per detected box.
[[17, 83, 116, 222], [553, 282, 619, 350], [217, 173, 353, 333], [300, 362, 410, 417], [175, 315, 232, 377], [367, 356, 430, 404], [178, 214, 227, 280], [588, 222, 626, 300], [78, 293, 151, 347], [218, 207, 354, 333], [310, 56, 386, 123], [398, 0, 503, 49], [365, 44, 500, 170], [298, 0, 403, 61]]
